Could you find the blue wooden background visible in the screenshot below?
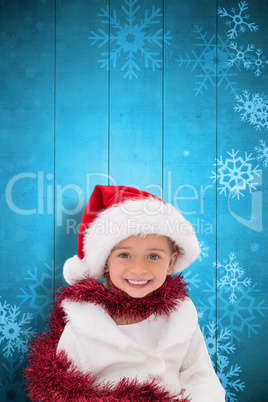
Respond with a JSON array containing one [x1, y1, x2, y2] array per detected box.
[[1, 0, 267, 400]]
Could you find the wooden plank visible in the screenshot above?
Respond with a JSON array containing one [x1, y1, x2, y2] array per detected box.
[[55, 0, 109, 282], [0, 0, 55, 318], [216, 0, 268, 398], [109, 0, 163, 193], [163, 0, 218, 366]]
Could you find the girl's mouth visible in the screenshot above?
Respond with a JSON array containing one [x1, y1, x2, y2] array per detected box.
[[125, 279, 150, 287]]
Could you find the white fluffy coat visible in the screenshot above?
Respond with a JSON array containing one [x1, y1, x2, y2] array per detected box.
[[57, 297, 225, 401]]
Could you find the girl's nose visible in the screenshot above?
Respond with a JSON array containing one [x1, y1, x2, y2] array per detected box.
[[129, 260, 148, 274]]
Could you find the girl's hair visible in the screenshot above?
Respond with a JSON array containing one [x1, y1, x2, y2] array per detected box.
[[167, 237, 179, 255]]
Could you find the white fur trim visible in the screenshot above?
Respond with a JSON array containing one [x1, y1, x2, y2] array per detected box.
[[80, 197, 200, 280], [63, 255, 89, 285], [60, 297, 197, 348]]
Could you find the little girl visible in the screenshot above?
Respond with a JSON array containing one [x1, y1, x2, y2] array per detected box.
[[25, 185, 225, 401]]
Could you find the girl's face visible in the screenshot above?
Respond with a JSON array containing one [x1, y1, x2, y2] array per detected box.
[[106, 234, 178, 298]]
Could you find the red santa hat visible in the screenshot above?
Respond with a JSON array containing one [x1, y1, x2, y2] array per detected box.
[[63, 185, 200, 284]]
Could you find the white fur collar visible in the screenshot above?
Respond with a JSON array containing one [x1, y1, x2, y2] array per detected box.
[[61, 297, 198, 351]]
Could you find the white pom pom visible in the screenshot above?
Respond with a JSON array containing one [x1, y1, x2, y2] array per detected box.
[[63, 255, 89, 285]]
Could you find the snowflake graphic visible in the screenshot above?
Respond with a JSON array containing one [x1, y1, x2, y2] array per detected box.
[[228, 43, 268, 77], [0, 301, 9, 325], [250, 48, 268, 77], [227, 41, 254, 69], [211, 149, 260, 199], [217, 1, 258, 39], [18, 261, 62, 325], [89, 0, 172, 79], [183, 270, 201, 291], [199, 280, 267, 342], [197, 241, 209, 262], [250, 242, 259, 252], [234, 90, 268, 130], [255, 139, 268, 167], [215, 253, 251, 304], [0, 302, 36, 359], [183, 150, 190, 158], [177, 25, 240, 96], [0, 356, 26, 401], [202, 322, 235, 364], [202, 322, 245, 402], [218, 361, 244, 402], [197, 311, 203, 320]]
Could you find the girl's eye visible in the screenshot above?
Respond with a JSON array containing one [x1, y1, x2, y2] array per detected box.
[[119, 253, 130, 259], [148, 254, 159, 260]]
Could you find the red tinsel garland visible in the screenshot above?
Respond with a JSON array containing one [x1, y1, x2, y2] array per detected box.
[[24, 275, 191, 401], [59, 274, 188, 319]]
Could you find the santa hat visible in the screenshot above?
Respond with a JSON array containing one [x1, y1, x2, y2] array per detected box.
[[63, 185, 200, 284]]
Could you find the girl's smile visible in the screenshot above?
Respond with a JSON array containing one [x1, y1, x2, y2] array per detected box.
[[126, 279, 150, 286]]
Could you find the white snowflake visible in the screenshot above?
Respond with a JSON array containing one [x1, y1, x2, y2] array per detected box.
[[255, 139, 268, 167], [89, 0, 171, 79], [197, 241, 209, 262], [215, 253, 251, 304], [0, 302, 36, 358], [217, 1, 258, 39], [18, 261, 62, 325], [234, 90, 268, 130], [227, 41, 254, 69], [228, 44, 268, 77], [250, 48, 268, 77], [177, 26, 240, 96], [202, 322, 245, 402], [211, 149, 260, 199]]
